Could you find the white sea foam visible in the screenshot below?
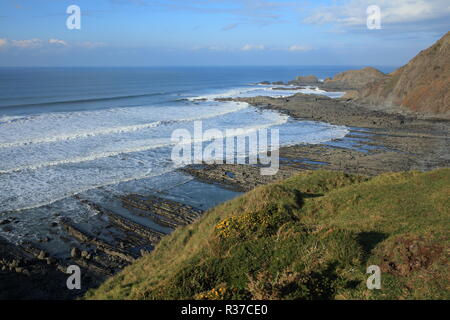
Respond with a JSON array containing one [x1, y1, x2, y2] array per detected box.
[[0, 102, 249, 148], [0, 84, 349, 215], [187, 85, 345, 101], [0, 110, 288, 175]]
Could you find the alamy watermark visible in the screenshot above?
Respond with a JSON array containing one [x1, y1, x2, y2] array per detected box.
[[66, 5, 81, 30], [66, 265, 81, 290], [366, 265, 381, 290], [367, 5, 381, 30], [171, 121, 279, 175]]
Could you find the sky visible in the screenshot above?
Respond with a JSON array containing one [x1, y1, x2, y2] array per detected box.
[[0, 0, 449, 66]]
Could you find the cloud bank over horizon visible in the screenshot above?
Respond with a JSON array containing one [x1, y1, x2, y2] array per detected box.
[[0, 0, 448, 66]]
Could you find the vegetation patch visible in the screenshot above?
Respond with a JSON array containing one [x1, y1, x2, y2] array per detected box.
[[85, 169, 450, 300]]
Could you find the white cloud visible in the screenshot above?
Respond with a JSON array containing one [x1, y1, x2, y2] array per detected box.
[[11, 38, 42, 48], [208, 45, 229, 51], [303, 0, 450, 32], [190, 45, 234, 51], [76, 41, 107, 48], [48, 38, 68, 46], [241, 44, 265, 51], [113, 0, 295, 26], [288, 45, 312, 52], [222, 23, 239, 31], [0, 38, 108, 50]]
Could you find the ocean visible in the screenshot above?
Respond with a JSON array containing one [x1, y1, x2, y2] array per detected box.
[[0, 66, 392, 245]]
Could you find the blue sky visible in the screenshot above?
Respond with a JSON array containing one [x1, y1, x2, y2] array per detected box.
[[0, 0, 449, 66]]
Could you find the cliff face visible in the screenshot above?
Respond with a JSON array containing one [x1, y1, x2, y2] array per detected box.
[[323, 67, 387, 90], [358, 32, 450, 114]]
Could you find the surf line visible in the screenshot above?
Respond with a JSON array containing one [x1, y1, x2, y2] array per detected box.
[[171, 120, 280, 175]]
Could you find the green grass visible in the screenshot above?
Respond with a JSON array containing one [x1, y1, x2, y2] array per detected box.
[[85, 169, 450, 300]]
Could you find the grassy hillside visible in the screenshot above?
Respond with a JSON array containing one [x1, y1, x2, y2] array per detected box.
[[86, 169, 450, 300]]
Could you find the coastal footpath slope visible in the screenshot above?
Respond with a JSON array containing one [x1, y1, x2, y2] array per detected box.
[[86, 169, 450, 300]]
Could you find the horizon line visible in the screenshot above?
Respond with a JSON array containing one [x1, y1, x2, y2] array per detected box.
[[0, 64, 400, 68]]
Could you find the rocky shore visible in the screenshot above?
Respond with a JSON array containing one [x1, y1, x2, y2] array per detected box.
[[183, 33, 450, 191], [181, 90, 449, 192], [2, 85, 449, 300], [2, 83, 449, 299], [0, 192, 204, 299], [1, 33, 449, 299]]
